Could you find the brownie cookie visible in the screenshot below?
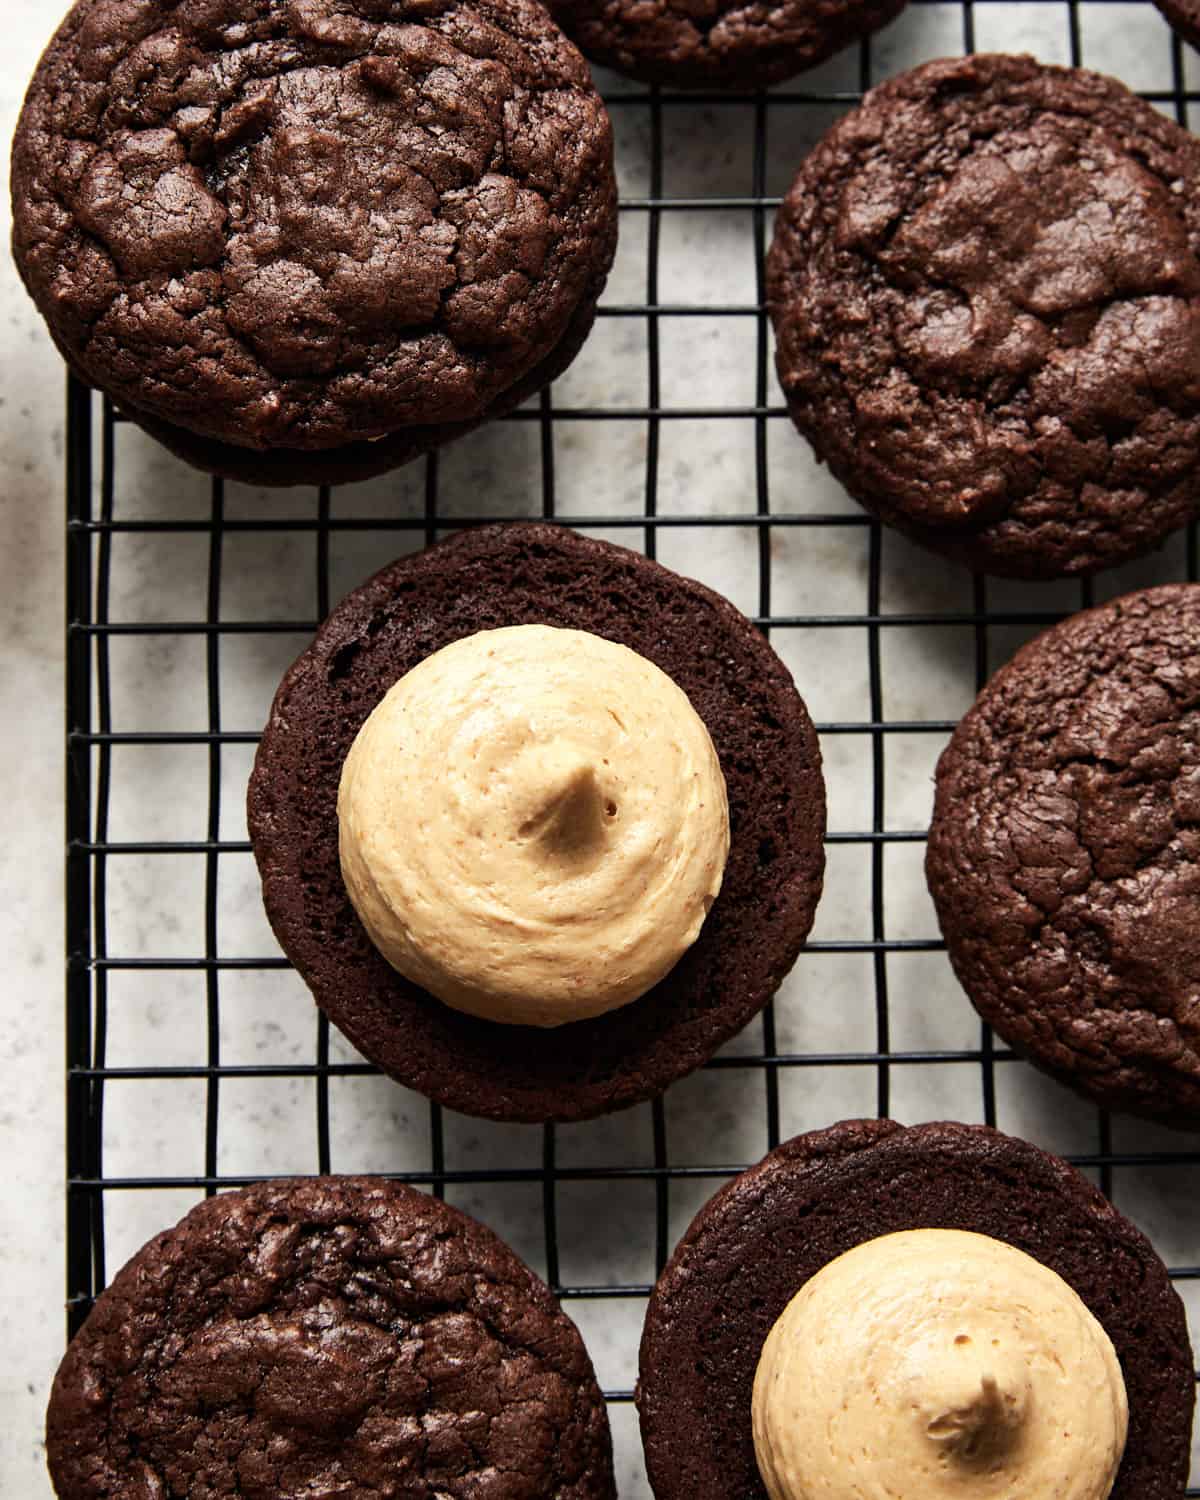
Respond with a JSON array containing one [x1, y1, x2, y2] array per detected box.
[[12, 0, 616, 474], [46, 1177, 616, 1499], [118, 294, 599, 487], [637, 1119, 1195, 1500], [248, 523, 826, 1122], [767, 54, 1200, 578], [1154, 0, 1200, 49], [547, 0, 906, 91], [927, 585, 1200, 1127]]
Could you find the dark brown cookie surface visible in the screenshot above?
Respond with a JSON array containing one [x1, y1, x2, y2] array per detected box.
[[927, 585, 1200, 1126], [248, 523, 826, 1122], [47, 1176, 616, 1499], [1155, 0, 1200, 48], [119, 292, 600, 486], [637, 1119, 1195, 1500], [767, 54, 1200, 578], [13, 0, 616, 456], [547, 0, 906, 90]]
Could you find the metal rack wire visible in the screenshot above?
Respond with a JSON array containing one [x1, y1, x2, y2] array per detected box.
[[65, 4, 1200, 1493]]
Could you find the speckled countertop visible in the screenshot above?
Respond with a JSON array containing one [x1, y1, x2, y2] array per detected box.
[[2, 2, 1199, 1496], [2, 8, 75, 1491]]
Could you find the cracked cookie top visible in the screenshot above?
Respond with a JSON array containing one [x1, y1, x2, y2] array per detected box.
[[767, 54, 1200, 578], [546, 0, 906, 91], [927, 584, 1200, 1125], [45, 1177, 616, 1499], [12, 0, 616, 452]]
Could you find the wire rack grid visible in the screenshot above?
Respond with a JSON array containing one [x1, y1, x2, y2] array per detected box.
[[64, 3, 1200, 1494]]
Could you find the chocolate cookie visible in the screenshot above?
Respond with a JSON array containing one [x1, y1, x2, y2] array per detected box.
[[1154, 0, 1200, 49], [767, 54, 1200, 579], [12, 0, 616, 475], [46, 1176, 616, 1499], [248, 523, 826, 1122], [637, 1119, 1195, 1500], [547, 0, 907, 91], [927, 585, 1200, 1127], [117, 294, 599, 487]]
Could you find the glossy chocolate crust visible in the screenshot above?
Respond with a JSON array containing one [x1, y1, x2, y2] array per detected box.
[[248, 523, 826, 1121], [928, 584, 1200, 1126], [547, 0, 907, 91], [112, 291, 600, 486], [637, 1119, 1194, 1500], [768, 54, 1200, 578], [12, 0, 616, 459], [46, 1177, 616, 1499]]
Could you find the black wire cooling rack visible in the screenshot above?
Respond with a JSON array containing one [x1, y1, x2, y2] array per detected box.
[[64, 4, 1200, 1493]]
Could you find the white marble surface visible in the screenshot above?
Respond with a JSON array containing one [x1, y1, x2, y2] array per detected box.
[[3, 2, 1200, 1496], [2, 7, 77, 1493]]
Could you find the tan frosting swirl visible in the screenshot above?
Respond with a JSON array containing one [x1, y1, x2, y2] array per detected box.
[[752, 1228, 1128, 1500], [337, 624, 729, 1027]]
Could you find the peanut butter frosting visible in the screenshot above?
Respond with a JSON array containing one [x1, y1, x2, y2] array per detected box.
[[752, 1227, 1128, 1500], [337, 624, 730, 1027]]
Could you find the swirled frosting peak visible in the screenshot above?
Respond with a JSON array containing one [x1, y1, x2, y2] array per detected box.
[[337, 624, 730, 1027], [752, 1228, 1128, 1500]]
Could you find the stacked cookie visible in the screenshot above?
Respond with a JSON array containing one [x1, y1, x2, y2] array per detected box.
[[11, 0, 618, 486]]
